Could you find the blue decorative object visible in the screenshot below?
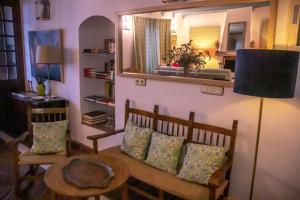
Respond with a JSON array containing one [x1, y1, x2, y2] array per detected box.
[[29, 29, 63, 82]]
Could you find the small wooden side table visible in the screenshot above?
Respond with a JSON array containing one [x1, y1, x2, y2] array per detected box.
[[44, 154, 129, 200]]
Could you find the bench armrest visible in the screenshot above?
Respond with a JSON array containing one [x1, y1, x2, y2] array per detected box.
[[87, 129, 125, 140], [87, 129, 124, 153], [208, 158, 233, 188]]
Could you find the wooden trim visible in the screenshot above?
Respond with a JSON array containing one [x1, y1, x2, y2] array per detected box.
[[117, 0, 277, 86], [117, 0, 273, 15], [31, 108, 67, 114], [128, 108, 154, 118], [157, 114, 190, 126], [152, 105, 159, 131], [187, 112, 195, 141], [119, 73, 234, 87], [0, 0, 25, 91], [229, 119, 238, 158], [268, 0, 278, 49], [125, 99, 130, 125]]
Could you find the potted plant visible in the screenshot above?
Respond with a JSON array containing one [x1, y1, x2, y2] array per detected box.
[[35, 76, 46, 96], [166, 40, 210, 76]]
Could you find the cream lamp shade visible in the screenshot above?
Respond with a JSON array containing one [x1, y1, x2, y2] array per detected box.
[[36, 45, 61, 64]]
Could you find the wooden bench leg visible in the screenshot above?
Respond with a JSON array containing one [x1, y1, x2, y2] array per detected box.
[[121, 183, 128, 200], [51, 191, 57, 200], [159, 190, 164, 200], [12, 145, 21, 197]]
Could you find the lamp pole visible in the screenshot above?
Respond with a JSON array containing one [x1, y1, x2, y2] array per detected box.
[[249, 97, 264, 200]]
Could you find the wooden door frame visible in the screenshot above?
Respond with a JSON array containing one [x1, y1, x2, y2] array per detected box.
[[0, 0, 25, 92]]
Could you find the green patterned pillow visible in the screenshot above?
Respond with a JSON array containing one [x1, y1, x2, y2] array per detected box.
[[178, 143, 226, 185], [31, 120, 68, 154], [121, 120, 153, 160], [145, 132, 185, 174]]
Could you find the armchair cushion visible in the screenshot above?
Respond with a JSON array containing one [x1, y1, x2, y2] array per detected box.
[[145, 132, 184, 174], [121, 120, 153, 160], [178, 143, 226, 185], [31, 120, 68, 154]]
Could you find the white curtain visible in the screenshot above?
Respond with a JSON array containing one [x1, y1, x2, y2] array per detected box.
[[133, 16, 171, 74]]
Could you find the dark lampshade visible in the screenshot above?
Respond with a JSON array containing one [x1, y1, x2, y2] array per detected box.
[[234, 49, 299, 98]]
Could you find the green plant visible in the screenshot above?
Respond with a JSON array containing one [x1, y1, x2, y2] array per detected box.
[[166, 40, 211, 70], [35, 76, 45, 85]]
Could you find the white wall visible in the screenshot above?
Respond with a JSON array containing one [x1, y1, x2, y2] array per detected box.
[[21, 0, 300, 200], [251, 6, 270, 48], [221, 7, 252, 52], [180, 12, 227, 46]]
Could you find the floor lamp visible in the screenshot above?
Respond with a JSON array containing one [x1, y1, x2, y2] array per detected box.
[[233, 49, 299, 200], [36, 45, 61, 98]]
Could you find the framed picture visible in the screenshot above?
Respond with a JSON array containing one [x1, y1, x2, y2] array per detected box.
[[288, 0, 300, 50], [28, 29, 63, 82]]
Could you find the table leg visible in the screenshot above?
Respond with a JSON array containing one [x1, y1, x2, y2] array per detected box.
[[51, 191, 57, 200], [121, 183, 128, 200]]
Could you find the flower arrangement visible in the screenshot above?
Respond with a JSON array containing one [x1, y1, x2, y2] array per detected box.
[[35, 76, 45, 85], [166, 40, 211, 76]]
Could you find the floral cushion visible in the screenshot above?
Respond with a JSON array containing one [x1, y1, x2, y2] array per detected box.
[[121, 120, 153, 160], [177, 143, 226, 185], [145, 132, 185, 174], [31, 120, 68, 154]]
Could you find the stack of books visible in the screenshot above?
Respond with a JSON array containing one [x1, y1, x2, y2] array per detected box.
[[83, 68, 110, 79], [82, 110, 108, 125]]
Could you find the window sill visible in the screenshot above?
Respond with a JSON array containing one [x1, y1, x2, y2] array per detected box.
[[118, 73, 234, 88]]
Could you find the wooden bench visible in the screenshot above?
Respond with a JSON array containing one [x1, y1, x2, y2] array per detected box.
[[87, 100, 238, 200]]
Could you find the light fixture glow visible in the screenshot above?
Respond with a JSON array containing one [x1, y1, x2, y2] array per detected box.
[[171, 19, 177, 33]]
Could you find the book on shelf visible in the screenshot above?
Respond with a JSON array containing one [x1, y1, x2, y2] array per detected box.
[[83, 49, 110, 54], [83, 68, 114, 80], [82, 110, 107, 120], [82, 119, 107, 125], [82, 115, 107, 121]]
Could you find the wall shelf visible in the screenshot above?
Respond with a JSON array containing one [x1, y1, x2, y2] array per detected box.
[[83, 96, 115, 108], [83, 49, 115, 54], [79, 16, 116, 132], [83, 74, 114, 82]]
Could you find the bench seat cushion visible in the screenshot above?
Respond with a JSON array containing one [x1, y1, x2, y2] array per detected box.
[[101, 146, 228, 200]]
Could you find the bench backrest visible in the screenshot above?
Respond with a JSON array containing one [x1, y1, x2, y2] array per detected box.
[[124, 99, 238, 158]]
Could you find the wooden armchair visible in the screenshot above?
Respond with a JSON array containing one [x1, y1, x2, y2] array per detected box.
[[8, 103, 71, 197]]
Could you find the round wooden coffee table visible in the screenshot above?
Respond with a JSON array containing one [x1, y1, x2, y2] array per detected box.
[[44, 154, 129, 200]]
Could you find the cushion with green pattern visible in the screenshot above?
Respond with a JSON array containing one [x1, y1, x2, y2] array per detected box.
[[31, 120, 68, 154], [177, 143, 226, 185], [121, 120, 153, 160], [145, 132, 185, 174]]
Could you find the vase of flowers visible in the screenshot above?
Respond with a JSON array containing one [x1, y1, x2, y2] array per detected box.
[[35, 76, 46, 96], [166, 40, 210, 77]]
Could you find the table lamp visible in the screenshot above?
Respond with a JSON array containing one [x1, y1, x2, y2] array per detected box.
[[234, 49, 299, 200], [36, 45, 61, 97]]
